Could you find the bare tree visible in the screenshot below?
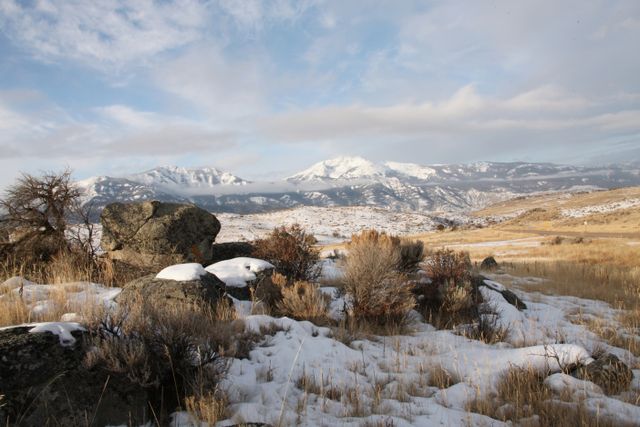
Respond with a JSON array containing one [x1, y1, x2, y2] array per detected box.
[[0, 169, 80, 238], [0, 169, 86, 263]]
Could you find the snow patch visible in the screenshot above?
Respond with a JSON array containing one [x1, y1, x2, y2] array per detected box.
[[205, 257, 274, 288], [0, 322, 86, 346], [156, 263, 207, 281]]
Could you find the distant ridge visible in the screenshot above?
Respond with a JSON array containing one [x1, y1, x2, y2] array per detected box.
[[78, 157, 640, 215]]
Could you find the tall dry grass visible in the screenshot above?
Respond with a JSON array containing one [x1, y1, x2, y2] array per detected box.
[[0, 279, 107, 327], [468, 366, 635, 426], [277, 280, 331, 325], [504, 260, 640, 356], [505, 261, 640, 311], [1, 249, 152, 289]]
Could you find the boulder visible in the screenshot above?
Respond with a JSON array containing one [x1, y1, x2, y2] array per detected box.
[[205, 258, 276, 301], [0, 325, 148, 426], [210, 241, 255, 263], [572, 353, 634, 395], [100, 201, 221, 268], [480, 256, 499, 270], [117, 271, 227, 309]]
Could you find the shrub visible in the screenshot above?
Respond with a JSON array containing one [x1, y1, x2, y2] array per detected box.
[[343, 230, 416, 326], [253, 224, 320, 282], [398, 239, 425, 273], [349, 230, 425, 273], [85, 297, 234, 420], [418, 250, 481, 330], [423, 249, 471, 286], [277, 280, 330, 324]]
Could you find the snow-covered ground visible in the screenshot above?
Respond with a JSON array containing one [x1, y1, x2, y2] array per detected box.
[[561, 198, 640, 218], [215, 206, 488, 245], [1, 260, 638, 426]]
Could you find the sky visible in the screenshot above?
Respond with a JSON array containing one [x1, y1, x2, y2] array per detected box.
[[0, 0, 639, 187]]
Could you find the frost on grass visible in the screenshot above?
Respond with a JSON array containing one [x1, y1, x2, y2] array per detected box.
[[205, 257, 274, 288], [156, 263, 207, 281]]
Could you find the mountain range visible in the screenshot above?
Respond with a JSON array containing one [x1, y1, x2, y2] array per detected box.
[[78, 157, 640, 215]]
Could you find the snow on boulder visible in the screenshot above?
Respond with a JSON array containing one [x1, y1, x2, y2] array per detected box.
[[28, 322, 86, 346], [205, 257, 274, 288], [0, 322, 86, 346], [156, 263, 207, 281]]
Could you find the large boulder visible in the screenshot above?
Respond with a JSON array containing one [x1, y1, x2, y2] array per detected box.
[[117, 269, 227, 309], [205, 257, 276, 301], [100, 201, 221, 268], [0, 325, 148, 426], [210, 241, 255, 263]]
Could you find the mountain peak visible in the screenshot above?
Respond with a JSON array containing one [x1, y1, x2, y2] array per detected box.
[[129, 165, 248, 188], [288, 156, 384, 182]]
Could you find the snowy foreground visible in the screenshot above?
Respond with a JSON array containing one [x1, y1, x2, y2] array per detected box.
[[1, 261, 639, 426]]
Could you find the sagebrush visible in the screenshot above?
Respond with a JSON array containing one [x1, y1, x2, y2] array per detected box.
[[253, 224, 321, 282], [343, 230, 416, 326]]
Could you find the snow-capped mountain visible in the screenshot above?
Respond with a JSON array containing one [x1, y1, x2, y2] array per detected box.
[[287, 156, 386, 182], [129, 166, 248, 191], [78, 157, 640, 215]]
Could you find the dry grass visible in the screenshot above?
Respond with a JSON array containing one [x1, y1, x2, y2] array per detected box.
[[184, 391, 228, 426], [501, 260, 640, 357], [467, 366, 634, 426], [277, 280, 331, 325], [426, 366, 460, 389], [0, 279, 105, 327], [0, 250, 151, 288], [474, 186, 640, 219], [504, 261, 640, 311]]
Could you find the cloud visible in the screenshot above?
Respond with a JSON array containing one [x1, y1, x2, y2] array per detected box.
[[258, 85, 640, 162], [154, 45, 267, 119], [0, 93, 237, 159], [216, 0, 315, 31], [0, 0, 211, 69]]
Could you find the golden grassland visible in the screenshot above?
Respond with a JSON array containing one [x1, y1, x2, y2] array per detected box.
[[474, 186, 640, 217]]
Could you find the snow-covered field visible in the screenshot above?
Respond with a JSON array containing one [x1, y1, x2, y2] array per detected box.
[[561, 198, 640, 218], [1, 258, 638, 426], [216, 206, 485, 245]]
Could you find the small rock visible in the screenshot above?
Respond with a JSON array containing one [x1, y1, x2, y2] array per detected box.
[[480, 256, 499, 270]]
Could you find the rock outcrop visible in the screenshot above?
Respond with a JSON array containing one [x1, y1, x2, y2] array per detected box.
[[210, 241, 255, 263], [0, 326, 147, 426], [100, 201, 221, 268], [116, 271, 227, 308]]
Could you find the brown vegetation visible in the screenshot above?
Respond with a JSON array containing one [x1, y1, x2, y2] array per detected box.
[[343, 230, 416, 327], [277, 280, 331, 324], [253, 224, 321, 282], [468, 366, 634, 426]]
